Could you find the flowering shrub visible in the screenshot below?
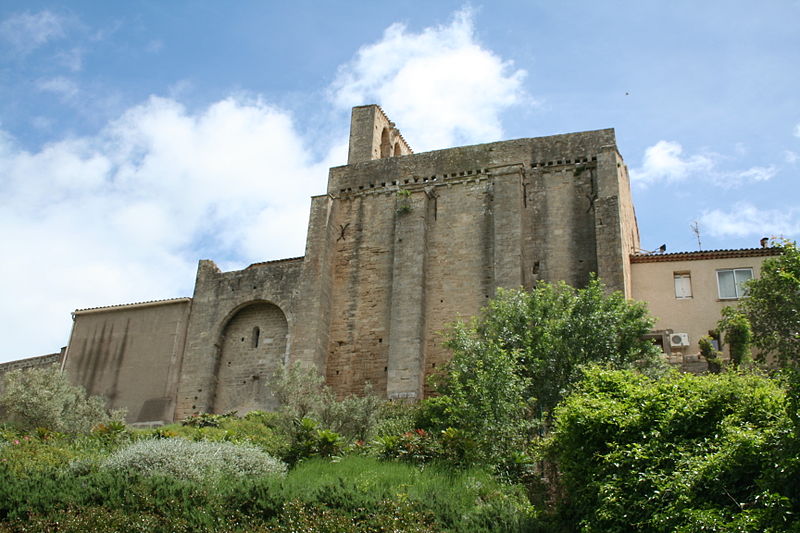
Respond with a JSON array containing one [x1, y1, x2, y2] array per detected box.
[[102, 438, 286, 482], [375, 428, 441, 464]]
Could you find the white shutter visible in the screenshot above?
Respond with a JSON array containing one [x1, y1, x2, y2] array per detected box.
[[674, 274, 692, 299]]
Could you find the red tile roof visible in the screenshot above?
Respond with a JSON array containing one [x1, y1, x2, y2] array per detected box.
[[630, 247, 782, 263]]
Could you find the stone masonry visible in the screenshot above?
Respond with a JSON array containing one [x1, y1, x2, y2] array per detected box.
[[34, 105, 640, 423]]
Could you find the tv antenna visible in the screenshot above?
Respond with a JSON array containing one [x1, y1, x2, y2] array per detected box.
[[690, 221, 702, 250]]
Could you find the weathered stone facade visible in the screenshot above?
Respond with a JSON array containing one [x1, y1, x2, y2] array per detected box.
[[12, 106, 644, 424]]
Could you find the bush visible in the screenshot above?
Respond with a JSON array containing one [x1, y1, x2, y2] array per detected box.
[[0, 452, 538, 532], [0, 365, 125, 434], [168, 412, 290, 457], [101, 438, 286, 482], [278, 456, 537, 533], [699, 335, 723, 373], [719, 306, 753, 368], [545, 367, 797, 532], [273, 363, 384, 442]]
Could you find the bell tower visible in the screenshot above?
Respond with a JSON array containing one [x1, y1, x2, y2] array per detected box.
[[347, 105, 413, 164]]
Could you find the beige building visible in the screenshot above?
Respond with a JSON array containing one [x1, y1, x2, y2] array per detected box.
[[631, 247, 779, 369], [0, 105, 778, 424]]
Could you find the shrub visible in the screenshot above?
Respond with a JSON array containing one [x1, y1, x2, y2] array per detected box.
[[699, 335, 723, 373], [545, 367, 797, 532], [318, 383, 384, 441], [0, 365, 125, 434], [273, 363, 384, 442], [0, 451, 538, 532], [438, 334, 534, 466], [279, 456, 537, 532], [180, 411, 237, 428], [719, 306, 753, 368], [101, 438, 286, 482]]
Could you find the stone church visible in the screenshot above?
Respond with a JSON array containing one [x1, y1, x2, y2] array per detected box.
[[2, 105, 777, 424]]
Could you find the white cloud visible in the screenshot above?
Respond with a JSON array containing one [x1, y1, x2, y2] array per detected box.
[[699, 203, 800, 238], [631, 140, 777, 187], [630, 141, 715, 186], [794, 123, 800, 138], [330, 8, 527, 152], [0, 10, 66, 54], [732, 165, 777, 183], [0, 96, 335, 361], [55, 46, 83, 71], [785, 150, 799, 164], [36, 76, 80, 100], [0, 6, 528, 362]]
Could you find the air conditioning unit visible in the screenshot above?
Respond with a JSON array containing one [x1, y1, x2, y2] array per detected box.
[[670, 333, 690, 347]]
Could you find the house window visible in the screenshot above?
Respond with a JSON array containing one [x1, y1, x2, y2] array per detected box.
[[716, 268, 753, 299], [674, 272, 692, 299]]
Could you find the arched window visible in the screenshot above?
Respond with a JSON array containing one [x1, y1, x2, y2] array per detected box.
[[380, 128, 391, 158], [393, 142, 402, 156], [252, 326, 260, 348]]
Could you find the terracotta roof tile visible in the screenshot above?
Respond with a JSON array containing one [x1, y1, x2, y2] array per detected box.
[[630, 247, 782, 263]]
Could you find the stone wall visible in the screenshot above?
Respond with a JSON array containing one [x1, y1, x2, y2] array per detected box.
[[315, 108, 639, 399], [63, 299, 190, 424], [174, 257, 303, 420]]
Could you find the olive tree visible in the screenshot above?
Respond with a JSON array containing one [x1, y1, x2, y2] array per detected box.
[[0, 365, 125, 433]]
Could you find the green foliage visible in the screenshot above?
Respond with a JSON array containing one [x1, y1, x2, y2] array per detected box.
[[448, 278, 658, 420], [0, 435, 78, 477], [180, 410, 237, 428], [283, 417, 345, 466], [545, 367, 798, 532], [374, 428, 442, 464], [0, 365, 126, 434], [278, 456, 537, 533], [162, 413, 290, 457], [719, 306, 753, 368], [437, 331, 534, 465], [101, 438, 287, 482], [396, 188, 412, 213], [741, 239, 800, 364], [699, 335, 723, 373], [370, 400, 417, 438], [0, 452, 536, 532], [272, 363, 330, 420], [272, 363, 384, 442]]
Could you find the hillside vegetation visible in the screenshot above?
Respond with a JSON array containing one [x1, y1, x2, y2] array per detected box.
[[1, 248, 798, 531]]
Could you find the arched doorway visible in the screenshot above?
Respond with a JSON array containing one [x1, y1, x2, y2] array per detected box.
[[214, 302, 287, 414]]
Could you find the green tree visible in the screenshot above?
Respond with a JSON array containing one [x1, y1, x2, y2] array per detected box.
[[741, 239, 800, 365], [437, 333, 533, 465], [0, 365, 125, 433], [450, 277, 658, 420]]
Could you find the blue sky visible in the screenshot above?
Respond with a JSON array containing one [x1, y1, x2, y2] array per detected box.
[[1, 1, 798, 362]]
